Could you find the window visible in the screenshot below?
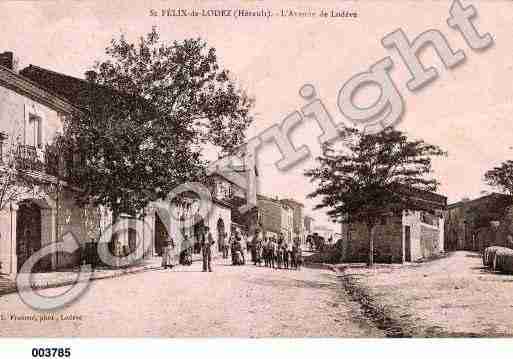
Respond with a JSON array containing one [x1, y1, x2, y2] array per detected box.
[[28, 114, 42, 148]]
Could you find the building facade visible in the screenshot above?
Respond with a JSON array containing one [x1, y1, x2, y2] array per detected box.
[[445, 193, 513, 252], [256, 195, 296, 241], [208, 157, 260, 238], [144, 193, 231, 259], [0, 53, 100, 275], [344, 189, 447, 263], [280, 202, 293, 241], [281, 199, 305, 243], [257, 195, 282, 239]]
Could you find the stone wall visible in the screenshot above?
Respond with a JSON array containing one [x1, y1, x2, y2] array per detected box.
[[474, 205, 513, 252], [346, 215, 404, 263], [403, 210, 442, 261], [345, 210, 444, 264], [0, 206, 17, 274], [420, 225, 440, 259], [445, 194, 511, 251], [54, 190, 102, 269]]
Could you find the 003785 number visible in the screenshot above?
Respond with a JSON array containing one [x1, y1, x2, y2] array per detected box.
[[31, 348, 71, 358]]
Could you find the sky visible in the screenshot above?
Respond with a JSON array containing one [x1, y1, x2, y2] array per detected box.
[[1, 0, 512, 231]]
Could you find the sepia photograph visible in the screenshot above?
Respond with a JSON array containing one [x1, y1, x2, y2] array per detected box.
[[0, 0, 513, 355]]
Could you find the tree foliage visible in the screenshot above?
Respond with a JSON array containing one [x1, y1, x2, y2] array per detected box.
[[305, 127, 446, 265], [484, 161, 513, 198], [59, 28, 254, 218]]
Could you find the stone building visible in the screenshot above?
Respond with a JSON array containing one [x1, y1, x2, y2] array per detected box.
[[280, 201, 293, 241], [146, 190, 231, 258], [281, 199, 305, 243], [257, 195, 282, 239], [343, 188, 447, 263], [207, 160, 260, 238], [445, 193, 513, 252], [257, 195, 294, 241], [0, 53, 101, 275]]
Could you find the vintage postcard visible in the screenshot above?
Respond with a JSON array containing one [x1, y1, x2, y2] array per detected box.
[[0, 0, 512, 351]]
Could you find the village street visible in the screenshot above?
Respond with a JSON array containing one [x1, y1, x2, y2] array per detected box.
[[340, 251, 513, 337], [0, 258, 383, 337]]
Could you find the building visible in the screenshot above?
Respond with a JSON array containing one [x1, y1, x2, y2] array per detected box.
[[20, 63, 234, 262], [0, 52, 101, 275], [281, 199, 305, 243], [256, 195, 290, 240], [344, 188, 447, 263], [257, 195, 282, 239], [207, 159, 260, 238], [445, 193, 513, 252], [146, 188, 232, 258], [280, 201, 293, 241]]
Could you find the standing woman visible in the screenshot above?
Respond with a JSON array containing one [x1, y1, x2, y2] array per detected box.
[[162, 237, 176, 269]]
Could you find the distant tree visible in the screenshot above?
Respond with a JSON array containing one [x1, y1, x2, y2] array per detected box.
[[60, 28, 254, 219], [484, 161, 513, 198], [305, 127, 446, 266]]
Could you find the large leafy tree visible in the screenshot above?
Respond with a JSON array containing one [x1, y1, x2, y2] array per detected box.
[[61, 28, 254, 219], [305, 127, 446, 266], [484, 161, 513, 198]]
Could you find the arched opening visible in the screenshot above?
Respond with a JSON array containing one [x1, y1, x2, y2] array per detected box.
[[16, 200, 48, 272]]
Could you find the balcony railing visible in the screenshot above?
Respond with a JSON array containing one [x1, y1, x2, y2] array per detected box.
[[15, 145, 44, 172], [13, 144, 62, 178]]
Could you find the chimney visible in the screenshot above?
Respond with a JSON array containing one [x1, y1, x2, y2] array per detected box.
[[85, 70, 97, 83], [0, 52, 14, 70]]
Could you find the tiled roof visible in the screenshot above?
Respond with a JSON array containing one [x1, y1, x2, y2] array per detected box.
[[19, 65, 126, 111]]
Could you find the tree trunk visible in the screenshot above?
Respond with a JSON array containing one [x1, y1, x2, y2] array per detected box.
[[367, 224, 374, 267]]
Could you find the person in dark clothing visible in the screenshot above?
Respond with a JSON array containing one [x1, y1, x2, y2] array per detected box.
[[201, 227, 215, 272]]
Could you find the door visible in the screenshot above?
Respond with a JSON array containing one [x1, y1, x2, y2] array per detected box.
[[404, 225, 411, 262], [154, 216, 168, 256], [128, 228, 137, 255], [16, 201, 44, 272]]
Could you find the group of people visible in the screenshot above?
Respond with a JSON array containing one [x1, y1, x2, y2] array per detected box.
[[161, 227, 303, 272], [250, 231, 303, 270], [161, 227, 215, 272]]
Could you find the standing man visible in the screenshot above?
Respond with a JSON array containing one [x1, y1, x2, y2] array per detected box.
[[218, 230, 226, 259], [202, 226, 215, 272]]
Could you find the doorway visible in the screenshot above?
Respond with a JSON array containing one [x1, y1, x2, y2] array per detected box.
[[154, 215, 168, 256], [16, 201, 47, 272], [404, 225, 411, 262]]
